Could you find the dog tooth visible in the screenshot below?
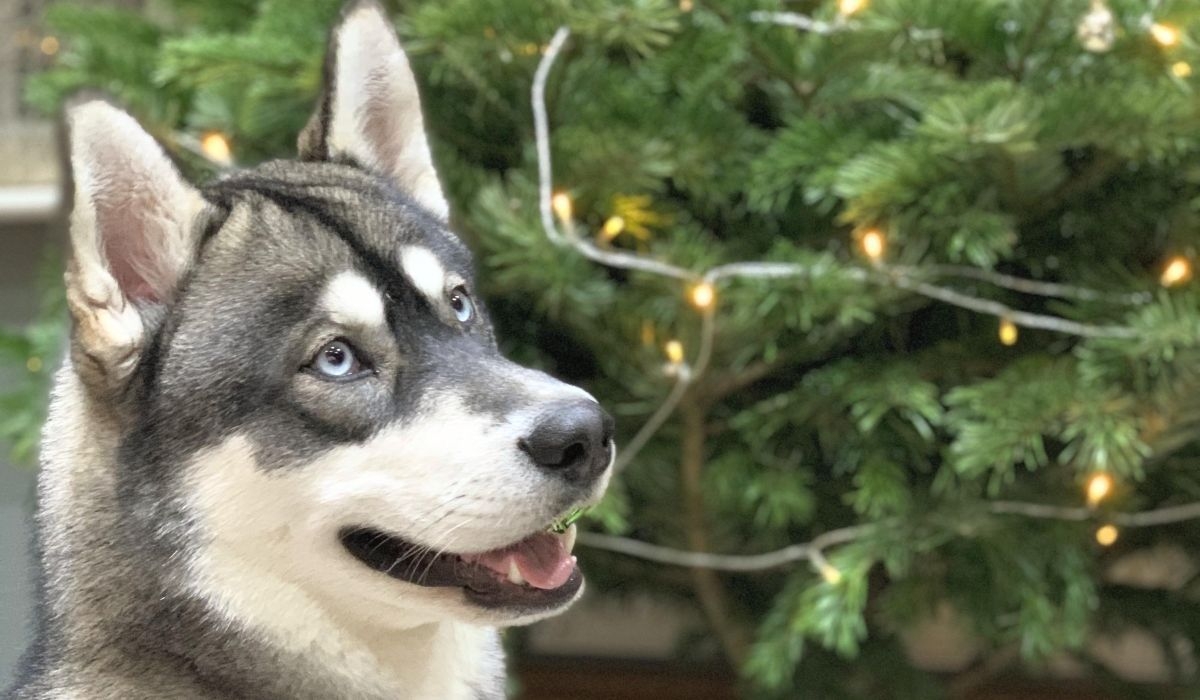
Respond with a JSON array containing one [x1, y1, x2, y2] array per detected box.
[[562, 523, 577, 554], [507, 560, 525, 586]]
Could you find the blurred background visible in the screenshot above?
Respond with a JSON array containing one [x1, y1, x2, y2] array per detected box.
[[3, 0, 1200, 697]]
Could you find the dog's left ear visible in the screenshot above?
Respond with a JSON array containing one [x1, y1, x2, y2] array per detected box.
[[65, 100, 206, 390], [299, 0, 448, 219]]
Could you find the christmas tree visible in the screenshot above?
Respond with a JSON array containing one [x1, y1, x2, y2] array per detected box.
[[10, 0, 1200, 696]]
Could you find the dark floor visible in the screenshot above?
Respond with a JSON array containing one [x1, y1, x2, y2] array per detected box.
[[517, 658, 1180, 699]]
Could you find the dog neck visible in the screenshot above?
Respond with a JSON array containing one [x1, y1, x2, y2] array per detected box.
[[30, 365, 504, 699]]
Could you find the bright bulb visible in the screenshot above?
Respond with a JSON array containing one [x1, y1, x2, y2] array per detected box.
[[1086, 473, 1114, 508], [1172, 61, 1193, 78], [860, 229, 885, 262], [818, 562, 843, 585], [200, 132, 232, 165], [838, 0, 867, 16], [601, 216, 626, 240], [1161, 256, 1192, 287], [690, 282, 715, 310], [551, 192, 573, 223], [999, 318, 1019, 346], [1095, 524, 1119, 546], [664, 340, 685, 365], [1150, 23, 1180, 47]]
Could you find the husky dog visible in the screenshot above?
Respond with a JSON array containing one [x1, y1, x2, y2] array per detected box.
[[7, 3, 614, 698]]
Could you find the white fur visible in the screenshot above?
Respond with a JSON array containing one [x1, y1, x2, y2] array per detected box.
[[327, 5, 448, 219], [183, 391, 603, 697], [183, 438, 503, 700], [400, 246, 447, 303], [320, 270, 387, 328]]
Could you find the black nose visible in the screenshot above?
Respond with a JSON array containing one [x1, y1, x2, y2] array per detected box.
[[519, 400, 615, 483]]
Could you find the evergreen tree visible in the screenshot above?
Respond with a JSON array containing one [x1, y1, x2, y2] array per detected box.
[[10, 0, 1200, 696]]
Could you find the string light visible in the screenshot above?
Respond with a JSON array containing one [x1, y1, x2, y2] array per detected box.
[[679, 0, 694, 11], [200, 132, 232, 165], [664, 339, 685, 365], [551, 191, 574, 224], [39, 36, 59, 56], [1095, 524, 1119, 546], [1150, 23, 1181, 47], [859, 228, 885, 262], [838, 0, 867, 17], [690, 282, 715, 310], [601, 216, 626, 241], [998, 317, 1019, 346], [1172, 61, 1193, 78], [1086, 473, 1114, 508], [25, 357, 42, 373], [1160, 256, 1192, 287]]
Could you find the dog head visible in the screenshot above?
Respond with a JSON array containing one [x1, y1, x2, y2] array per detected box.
[[62, 0, 612, 632]]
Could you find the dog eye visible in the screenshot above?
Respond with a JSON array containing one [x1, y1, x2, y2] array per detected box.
[[309, 339, 367, 380], [449, 286, 474, 323]]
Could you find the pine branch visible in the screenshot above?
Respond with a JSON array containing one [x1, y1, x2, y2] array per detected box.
[[530, 28, 1140, 341]]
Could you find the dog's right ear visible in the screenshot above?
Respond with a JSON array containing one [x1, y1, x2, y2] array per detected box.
[[65, 101, 205, 387]]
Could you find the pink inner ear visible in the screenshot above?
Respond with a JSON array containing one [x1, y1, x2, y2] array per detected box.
[[96, 193, 171, 305]]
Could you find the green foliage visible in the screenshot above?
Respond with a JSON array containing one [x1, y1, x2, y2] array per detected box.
[[0, 257, 65, 465], [13, 0, 1200, 695]]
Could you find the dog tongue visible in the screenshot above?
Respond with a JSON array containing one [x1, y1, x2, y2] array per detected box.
[[465, 532, 576, 590]]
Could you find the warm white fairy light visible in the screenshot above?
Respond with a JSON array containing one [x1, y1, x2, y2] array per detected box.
[[1095, 524, 1119, 546], [664, 339, 685, 365], [819, 561, 843, 584], [39, 36, 59, 56], [1172, 61, 1193, 78], [859, 228, 885, 262], [1086, 473, 1114, 508], [601, 216, 625, 240], [1150, 22, 1181, 47], [1160, 256, 1192, 287], [551, 191, 573, 224], [999, 318, 1019, 346], [200, 132, 232, 165], [838, 0, 866, 17], [690, 282, 715, 310]]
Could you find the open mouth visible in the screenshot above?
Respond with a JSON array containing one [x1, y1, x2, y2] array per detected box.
[[339, 519, 583, 611]]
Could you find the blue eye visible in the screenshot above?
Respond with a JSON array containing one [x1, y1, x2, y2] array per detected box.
[[311, 339, 364, 379], [449, 287, 474, 323]]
